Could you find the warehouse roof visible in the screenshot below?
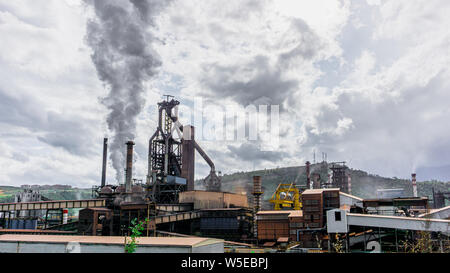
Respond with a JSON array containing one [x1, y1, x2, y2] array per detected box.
[[0, 235, 222, 247], [302, 188, 340, 195], [256, 210, 293, 215]]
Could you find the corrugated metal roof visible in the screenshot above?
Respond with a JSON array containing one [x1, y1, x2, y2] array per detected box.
[[0, 235, 222, 247]]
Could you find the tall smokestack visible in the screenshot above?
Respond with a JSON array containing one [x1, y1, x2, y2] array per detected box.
[[181, 125, 195, 191], [305, 161, 311, 189], [125, 141, 135, 193], [252, 176, 263, 238], [411, 173, 418, 197], [101, 138, 108, 188]]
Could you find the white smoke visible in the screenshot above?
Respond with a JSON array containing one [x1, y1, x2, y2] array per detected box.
[[84, 0, 170, 182]]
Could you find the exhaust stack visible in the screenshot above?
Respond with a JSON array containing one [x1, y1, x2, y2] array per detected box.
[[101, 138, 108, 188], [252, 176, 263, 238], [125, 141, 135, 193], [305, 161, 311, 189], [181, 125, 195, 191], [412, 173, 418, 197]]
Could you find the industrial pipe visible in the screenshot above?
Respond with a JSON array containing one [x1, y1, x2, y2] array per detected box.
[[193, 140, 215, 173]]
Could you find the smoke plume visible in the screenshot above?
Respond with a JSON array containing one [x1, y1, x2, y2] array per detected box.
[[84, 0, 169, 182]]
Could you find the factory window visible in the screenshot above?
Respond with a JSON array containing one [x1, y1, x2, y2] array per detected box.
[[335, 211, 341, 221]]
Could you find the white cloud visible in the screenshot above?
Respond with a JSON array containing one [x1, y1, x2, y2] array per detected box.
[[1, 0, 450, 188]]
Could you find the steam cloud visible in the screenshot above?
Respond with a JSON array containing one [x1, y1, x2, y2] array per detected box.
[[84, 0, 169, 182]]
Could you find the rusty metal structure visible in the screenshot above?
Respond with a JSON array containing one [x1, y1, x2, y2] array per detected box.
[[125, 141, 134, 194], [305, 161, 311, 189], [78, 208, 113, 236], [329, 162, 350, 193], [147, 96, 185, 204], [252, 176, 263, 238], [146, 96, 221, 203], [181, 125, 195, 191]]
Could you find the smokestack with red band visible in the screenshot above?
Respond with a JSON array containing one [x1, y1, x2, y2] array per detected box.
[[306, 161, 311, 189], [101, 138, 108, 188], [412, 173, 418, 197], [125, 141, 135, 193], [62, 209, 68, 224]]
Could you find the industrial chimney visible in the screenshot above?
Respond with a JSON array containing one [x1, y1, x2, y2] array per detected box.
[[411, 173, 418, 197], [125, 141, 135, 193], [252, 176, 263, 238], [101, 138, 108, 188], [181, 125, 195, 191], [305, 161, 311, 189]]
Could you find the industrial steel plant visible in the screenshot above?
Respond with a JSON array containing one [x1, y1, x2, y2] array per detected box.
[[0, 96, 449, 253], [0, 0, 450, 257]]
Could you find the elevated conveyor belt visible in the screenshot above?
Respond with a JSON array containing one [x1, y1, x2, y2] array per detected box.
[[0, 199, 106, 212]]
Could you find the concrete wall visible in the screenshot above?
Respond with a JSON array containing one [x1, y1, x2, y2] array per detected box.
[[326, 209, 348, 233]]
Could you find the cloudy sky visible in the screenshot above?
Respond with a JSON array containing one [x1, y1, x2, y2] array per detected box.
[[0, 0, 449, 188]]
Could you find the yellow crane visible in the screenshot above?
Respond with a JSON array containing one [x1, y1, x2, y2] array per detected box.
[[269, 183, 302, 210]]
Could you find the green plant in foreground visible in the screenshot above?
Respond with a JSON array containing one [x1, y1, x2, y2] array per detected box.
[[332, 234, 345, 253], [125, 218, 149, 253]]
